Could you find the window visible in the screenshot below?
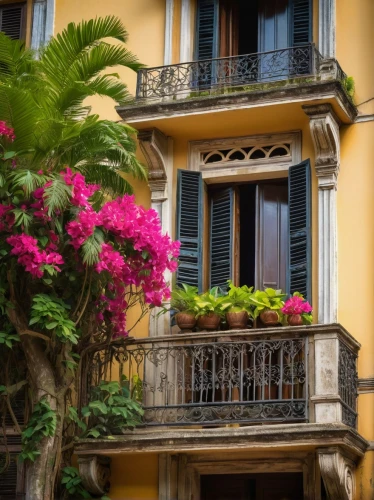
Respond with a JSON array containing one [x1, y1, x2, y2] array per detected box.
[[0, 3, 26, 40], [176, 159, 312, 301], [195, 0, 312, 59]]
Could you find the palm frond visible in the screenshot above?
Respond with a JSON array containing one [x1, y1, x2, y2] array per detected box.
[[40, 16, 132, 87], [9, 170, 50, 197], [81, 228, 104, 265], [44, 177, 72, 215], [81, 164, 134, 196]]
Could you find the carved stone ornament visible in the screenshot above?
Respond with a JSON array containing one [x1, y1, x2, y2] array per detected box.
[[138, 128, 168, 202], [78, 455, 111, 496], [318, 447, 355, 500], [302, 104, 341, 189]]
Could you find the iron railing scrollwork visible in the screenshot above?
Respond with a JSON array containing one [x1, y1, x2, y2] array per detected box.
[[95, 336, 308, 427], [338, 341, 358, 428], [136, 44, 327, 101]]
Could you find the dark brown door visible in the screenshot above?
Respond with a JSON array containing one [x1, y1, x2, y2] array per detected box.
[[201, 472, 304, 500], [255, 184, 288, 292]]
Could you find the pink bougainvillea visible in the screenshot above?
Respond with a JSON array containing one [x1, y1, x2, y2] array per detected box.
[[0, 121, 15, 142], [3, 167, 180, 337], [281, 295, 312, 315]]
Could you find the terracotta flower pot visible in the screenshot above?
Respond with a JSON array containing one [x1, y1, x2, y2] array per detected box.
[[197, 313, 221, 331], [260, 310, 280, 326], [175, 312, 196, 332], [226, 311, 249, 330], [287, 314, 303, 326]]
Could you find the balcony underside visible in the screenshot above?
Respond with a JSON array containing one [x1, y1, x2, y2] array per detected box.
[[118, 80, 356, 126], [75, 422, 368, 458]]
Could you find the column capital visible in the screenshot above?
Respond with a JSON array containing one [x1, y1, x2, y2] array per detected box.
[[302, 104, 341, 189], [138, 128, 168, 201]]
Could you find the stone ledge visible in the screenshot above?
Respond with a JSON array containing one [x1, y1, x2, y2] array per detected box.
[[75, 423, 368, 458], [117, 81, 357, 125]]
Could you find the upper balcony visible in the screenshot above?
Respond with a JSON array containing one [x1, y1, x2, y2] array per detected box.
[[117, 44, 356, 125]]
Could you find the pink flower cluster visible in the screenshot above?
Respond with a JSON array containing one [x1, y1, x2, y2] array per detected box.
[[281, 296, 312, 315], [66, 195, 180, 336], [6, 234, 64, 278], [61, 168, 99, 207], [3, 167, 180, 338], [0, 121, 15, 142]]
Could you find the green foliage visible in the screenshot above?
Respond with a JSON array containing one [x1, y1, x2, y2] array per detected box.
[[0, 329, 20, 349], [81, 380, 144, 438], [61, 466, 111, 499], [0, 16, 147, 198], [20, 398, 57, 462], [220, 281, 254, 315], [170, 283, 199, 313], [249, 288, 287, 320], [29, 294, 79, 344], [343, 76, 355, 100], [193, 287, 226, 318]]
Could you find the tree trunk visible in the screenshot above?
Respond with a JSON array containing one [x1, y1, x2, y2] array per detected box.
[[7, 304, 64, 500]]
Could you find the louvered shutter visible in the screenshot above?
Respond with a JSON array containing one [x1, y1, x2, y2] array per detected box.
[[292, 0, 311, 46], [209, 188, 234, 290], [176, 170, 204, 291], [287, 159, 312, 302], [195, 0, 219, 60], [0, 455, 19, 499], [0, 4, 26, 40]]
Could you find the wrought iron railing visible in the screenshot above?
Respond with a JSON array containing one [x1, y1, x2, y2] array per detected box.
[[136, 44, 327, 101], [86, 333, 308, 427], [339, 341, 358, 428]]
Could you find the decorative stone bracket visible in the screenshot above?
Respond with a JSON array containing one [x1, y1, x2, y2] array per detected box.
[[303, 104, 340, 324], [318, 447, 355, 500], [78, 455, 111, 496]]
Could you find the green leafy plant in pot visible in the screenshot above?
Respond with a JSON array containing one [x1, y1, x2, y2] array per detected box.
[[170, 283, 199, 332], [220, 281, 254, 330], [250, 288, 287, 326], [193, 287, 226, 331]]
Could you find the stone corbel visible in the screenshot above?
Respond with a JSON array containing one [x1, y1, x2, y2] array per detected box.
[[318, 447, 355, 500], [303, 104, 341, 189], [78, 455, 111, 496], [138, 128, 168, 205]]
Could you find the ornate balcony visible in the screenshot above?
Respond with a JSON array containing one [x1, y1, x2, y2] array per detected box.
[[84, 323, 359, 429], [135, 44, 344, 102]]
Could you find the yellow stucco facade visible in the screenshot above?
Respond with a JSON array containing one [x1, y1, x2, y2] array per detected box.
[[19, 0, 374, 497]]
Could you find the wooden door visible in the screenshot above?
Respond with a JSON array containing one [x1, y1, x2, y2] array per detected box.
[[255, 184, 288, 293], [258, 0, 290, 52]]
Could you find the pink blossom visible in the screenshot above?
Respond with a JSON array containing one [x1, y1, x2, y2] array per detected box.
[[0, 121, 15, 141], [281, 296, 313, 315]]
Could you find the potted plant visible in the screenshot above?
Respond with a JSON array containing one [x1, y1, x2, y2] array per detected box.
[[220, 281, 254, 329], [281, 292, 313, 326], [169, 283, 199, 331], [193, 287, 225, 331], [249, 288, 287, 326]]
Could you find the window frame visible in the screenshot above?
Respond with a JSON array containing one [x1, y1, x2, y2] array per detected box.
[[0, 2, 27, 41]]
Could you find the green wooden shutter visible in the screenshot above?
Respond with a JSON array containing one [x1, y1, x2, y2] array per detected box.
[[176, 170, 203, 291], [291, 0, 312, 46], [209, 188, 234, 290], [195, 0, 219, 60], [0, 3, 26, 40], [288, 159, 312, 301]]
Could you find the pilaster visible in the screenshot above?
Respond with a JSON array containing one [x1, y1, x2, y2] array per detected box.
[[319, 0, 336, 58], [138, 129, 173, 337], [303, 104, 341, 324]]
